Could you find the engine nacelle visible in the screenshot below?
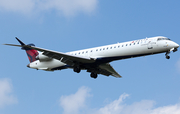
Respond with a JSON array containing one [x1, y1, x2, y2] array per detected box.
[[36, 53, 52, 61]]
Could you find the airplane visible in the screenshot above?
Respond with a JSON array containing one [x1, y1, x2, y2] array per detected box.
[[4, 36, 179, 79]]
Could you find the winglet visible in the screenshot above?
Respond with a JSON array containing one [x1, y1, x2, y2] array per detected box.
[[15, 37, 25, 45]]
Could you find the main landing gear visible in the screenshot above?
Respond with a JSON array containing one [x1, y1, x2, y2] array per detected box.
[[73, 66, 98, 79], [73, 67, 81, 73], [90, 72, 98, 79]]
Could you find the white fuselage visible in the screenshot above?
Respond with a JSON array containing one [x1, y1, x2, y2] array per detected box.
[[29, 36, 179, 71]]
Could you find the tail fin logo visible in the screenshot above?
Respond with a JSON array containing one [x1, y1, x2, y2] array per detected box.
[[26, 49, 39, 63], [21, 43, 39, 63], [15, 37, 39, 63]]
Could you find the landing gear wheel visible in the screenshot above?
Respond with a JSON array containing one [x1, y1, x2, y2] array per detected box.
[[90, 72, 98, 79], [165, 51, 170, 59], [166, 56, 170, 59], [73, 67, 81, 73], [173, 48, 178, 52]]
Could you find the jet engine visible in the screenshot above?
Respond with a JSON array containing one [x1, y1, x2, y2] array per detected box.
[[36, 53, 52, 61]]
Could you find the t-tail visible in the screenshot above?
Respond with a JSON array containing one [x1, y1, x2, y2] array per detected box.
[[15, 37, 39, 63]]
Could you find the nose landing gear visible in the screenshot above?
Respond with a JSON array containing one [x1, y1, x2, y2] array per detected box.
[[166, 55, 170, 59], [165, 51, 170, 59], [165, 48, 178, 59]]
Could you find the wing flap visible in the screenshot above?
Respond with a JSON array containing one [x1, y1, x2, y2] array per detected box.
[[87, 68, 112, 76], [99, 63, 122, 78]]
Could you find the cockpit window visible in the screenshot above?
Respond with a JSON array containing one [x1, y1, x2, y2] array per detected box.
[[157, 38, 171, 41]]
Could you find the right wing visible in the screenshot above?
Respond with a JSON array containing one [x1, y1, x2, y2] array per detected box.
[[87, 63, 122, 78], [99, 63, 122, 78]]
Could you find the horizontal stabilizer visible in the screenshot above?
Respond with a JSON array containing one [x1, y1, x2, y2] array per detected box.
[[3, 44, 23, 47], [4, 38, 39, 63]]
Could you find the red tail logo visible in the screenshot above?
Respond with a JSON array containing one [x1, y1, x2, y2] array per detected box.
[[26, 49, 39, 63], [21, 43, 39, 63], [14, 38, 39, 63]]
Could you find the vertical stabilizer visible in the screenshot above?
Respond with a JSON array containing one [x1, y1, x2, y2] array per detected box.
[[24, 46, 39, 63], [16, 37, 39, 63]]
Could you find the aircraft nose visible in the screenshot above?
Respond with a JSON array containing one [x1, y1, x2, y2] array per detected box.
[[174, 42, 179, 48]]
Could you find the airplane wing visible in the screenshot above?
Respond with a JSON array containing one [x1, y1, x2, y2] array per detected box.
[[32, 46, 96, 64], [4, 44, 96, 65], [99, 63, 122, 78], [87, 63, 122, 78]]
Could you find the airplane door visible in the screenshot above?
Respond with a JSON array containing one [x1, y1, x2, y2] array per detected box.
[[147, 39, 157, 49], [148, 42, 153, 49], [141, 39, 153, 49]]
